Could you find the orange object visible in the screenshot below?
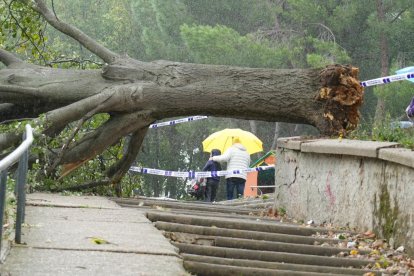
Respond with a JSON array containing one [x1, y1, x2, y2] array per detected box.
[[244, 171, 258, 197], [264, 155, 275, 165], [243, 152, 276, 197]]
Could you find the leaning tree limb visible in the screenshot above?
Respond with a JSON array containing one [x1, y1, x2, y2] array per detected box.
[[32, 0, 119, 63], [49, 179, 111, 193], [107, 126, 150, 183], [0, 48, 23, 66]]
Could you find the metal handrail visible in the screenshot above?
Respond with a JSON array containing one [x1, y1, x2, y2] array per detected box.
[[249, 185, 276, 196], [0, 124, 33, 260], [0, 125, 34, 171]]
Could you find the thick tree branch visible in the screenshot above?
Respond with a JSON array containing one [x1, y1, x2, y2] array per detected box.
[[50, 179, 111, 192], [390, 9, 407, 23], [58, 111, 154, 177], [46, 106, 104, 176], [0, 103, 41, 123], [32, 0, 119, 63], [0, 132, 20, 152], [0, 84, 40, 96], [107, 127, 149, 196], [43, 92, 113, 136], [107, 126, 149, 183], [6, 0, 48, 64], [0, 48, 23, 66]]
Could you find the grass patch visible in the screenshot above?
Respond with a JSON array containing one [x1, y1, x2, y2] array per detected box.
[[350, 115, 414, 149]]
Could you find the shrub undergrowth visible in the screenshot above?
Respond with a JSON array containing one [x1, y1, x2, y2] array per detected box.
[[350, 115, 414, 150]]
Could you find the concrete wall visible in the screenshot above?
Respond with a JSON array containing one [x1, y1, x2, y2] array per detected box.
[[274, 137, 414, 254]]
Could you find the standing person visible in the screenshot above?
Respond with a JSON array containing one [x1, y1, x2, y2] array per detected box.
[[406, 96, 414, 122], [211, 137, 250, 200], [202, 149, 222, 202]]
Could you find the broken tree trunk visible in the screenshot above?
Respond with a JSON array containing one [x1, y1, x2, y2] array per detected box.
[[1, 59, 363, 136], [0, 55, 363, 180]]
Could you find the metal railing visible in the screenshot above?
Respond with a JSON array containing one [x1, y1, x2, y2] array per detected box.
[[249, 185, 276, 196], [0, 124, 33, 257]]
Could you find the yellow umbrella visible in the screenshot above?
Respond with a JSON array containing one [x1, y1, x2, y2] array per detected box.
[[202, 128, 263, 155]]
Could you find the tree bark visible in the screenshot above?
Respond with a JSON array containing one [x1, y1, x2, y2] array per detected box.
[[271, 122, 281, 149], [1, 60, 362, 132], [374, 0, 389, 123]]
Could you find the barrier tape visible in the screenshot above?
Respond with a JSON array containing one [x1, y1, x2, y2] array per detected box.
[[360, 73, 414, 87], [129, 164, 275, 179], [149, 115, 208, 128]]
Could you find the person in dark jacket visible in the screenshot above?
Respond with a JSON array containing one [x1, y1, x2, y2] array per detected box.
[[406, 96, 414, 121], [202, 149, 222, 202]]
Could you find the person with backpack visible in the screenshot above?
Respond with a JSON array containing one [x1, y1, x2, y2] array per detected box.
[[202, 149, 222, 202]]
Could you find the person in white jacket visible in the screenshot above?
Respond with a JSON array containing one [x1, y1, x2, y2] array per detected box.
[[210, 137, 251, 200]]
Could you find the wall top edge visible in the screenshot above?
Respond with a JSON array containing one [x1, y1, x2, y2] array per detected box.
[[276, 137, 413, 164]]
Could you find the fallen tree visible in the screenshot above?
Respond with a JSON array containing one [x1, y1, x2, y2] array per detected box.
[[0, 0, 363, 191]]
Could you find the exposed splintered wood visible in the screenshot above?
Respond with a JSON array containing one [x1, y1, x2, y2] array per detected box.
[[317, 65, 364, 135]]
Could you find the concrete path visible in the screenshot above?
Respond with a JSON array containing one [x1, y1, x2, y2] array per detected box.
[[0, 193, 188, 276]]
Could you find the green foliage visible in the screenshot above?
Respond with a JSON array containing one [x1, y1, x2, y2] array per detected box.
[[3, 113, 144, 197], [0, 0, 55, 64], [0, 170, 18, 241], [136, 117, 233, 199], [39, 0, 127, 67], [373, 70, 414, 119], [180, 24, 289, 68], [372, 118, 414, 149], [278, 207, 287, 216], [128, 0, 192, 61], [182, 0, 276, 35], [306, 38, 351, 68], [350, 114, 414, 149]]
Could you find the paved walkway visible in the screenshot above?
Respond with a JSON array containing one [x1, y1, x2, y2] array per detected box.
[[0, 193, 188, 276]]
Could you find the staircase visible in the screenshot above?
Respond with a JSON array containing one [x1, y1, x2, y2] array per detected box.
[[113, 197, 380, 276]]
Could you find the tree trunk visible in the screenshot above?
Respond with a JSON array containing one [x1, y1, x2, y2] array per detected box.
[[1, 60, 362, 133], [249, 120, 257, 135], [153, 129, 162, 198], [0, 58, 363, 182], [374, 0, 389, 123], [271, 122, 281, 150]]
